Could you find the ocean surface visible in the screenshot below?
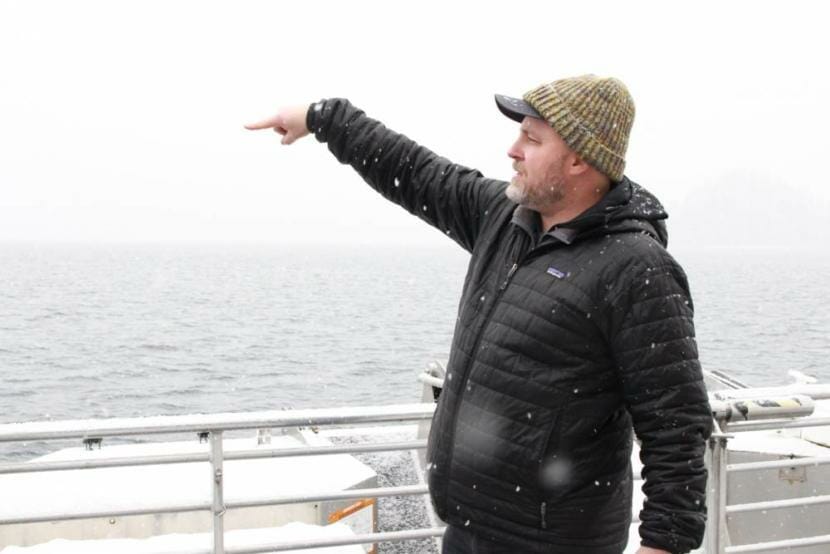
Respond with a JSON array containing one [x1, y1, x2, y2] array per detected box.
[[1, 242, 829, 460]]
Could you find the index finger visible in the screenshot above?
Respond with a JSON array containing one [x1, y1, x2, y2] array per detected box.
[[244, 114, 283, 130]]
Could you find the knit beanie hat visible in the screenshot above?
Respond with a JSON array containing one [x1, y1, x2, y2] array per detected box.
[[496, 75, 635, 182]]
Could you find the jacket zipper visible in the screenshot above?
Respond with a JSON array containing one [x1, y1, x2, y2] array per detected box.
[[439, 232, 566, 519], [500, 263, 518, 290], [442, 259, 521, 510]]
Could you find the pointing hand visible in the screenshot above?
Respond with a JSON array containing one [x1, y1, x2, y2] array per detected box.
[[245, 104, 311, 145]]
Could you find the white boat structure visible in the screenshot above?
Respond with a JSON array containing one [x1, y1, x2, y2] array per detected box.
[[0, 363, 829, 554]]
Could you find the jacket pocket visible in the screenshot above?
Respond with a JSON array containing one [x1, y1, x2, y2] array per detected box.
[[534, 410, 563, 529], [539, 474, 632, 540]]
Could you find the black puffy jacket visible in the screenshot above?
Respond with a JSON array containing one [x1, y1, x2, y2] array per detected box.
[[308, 99, 713, 554]]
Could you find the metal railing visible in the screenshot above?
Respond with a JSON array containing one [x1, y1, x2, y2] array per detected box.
[[0, 403, 441, 553], [3, 386, 830, 553], [705, 395, 830, 554]]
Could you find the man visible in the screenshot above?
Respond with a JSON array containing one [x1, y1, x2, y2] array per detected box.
[[246, 75, 713, 554]]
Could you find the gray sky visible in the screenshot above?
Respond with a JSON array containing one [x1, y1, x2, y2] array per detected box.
[[2, 0, 828, 249]]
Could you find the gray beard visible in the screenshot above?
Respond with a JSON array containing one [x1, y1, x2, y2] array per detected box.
[[505, 179, 565, 210], [504, 180, 526, 205]]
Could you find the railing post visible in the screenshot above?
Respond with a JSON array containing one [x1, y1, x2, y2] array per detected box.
[[210, 430, 225, 554], [705, 421, 730, 554], [705, 434, 718, 554]]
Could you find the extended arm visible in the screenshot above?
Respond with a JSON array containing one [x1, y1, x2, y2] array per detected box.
[[247, 99, 506, 252]]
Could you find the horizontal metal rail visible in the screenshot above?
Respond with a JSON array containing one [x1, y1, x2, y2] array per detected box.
[[714, 383, 830, 402], [725, 533, 830, 553], [229, 527, 446, 553], [726, 493, 830, 514], [228, 484, 428, 510], [0, 484, 429, 525], [0, 500, 208, 526], [725, 416, 830, 433], [121, 527, 447, 554], [0, 403, 435, 443], [0, 439, 427, 475], [727, 455, 830, 473]]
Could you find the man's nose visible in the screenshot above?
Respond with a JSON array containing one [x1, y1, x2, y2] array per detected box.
[[507, 141, 522, 161]]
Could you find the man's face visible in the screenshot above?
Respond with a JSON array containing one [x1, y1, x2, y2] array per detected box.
[[505, 117, 571, 211]]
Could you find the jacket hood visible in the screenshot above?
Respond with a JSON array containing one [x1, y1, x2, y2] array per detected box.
[[560, 177, 669, 246]]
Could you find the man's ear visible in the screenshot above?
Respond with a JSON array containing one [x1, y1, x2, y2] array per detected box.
[[568, 154, 591, 177]]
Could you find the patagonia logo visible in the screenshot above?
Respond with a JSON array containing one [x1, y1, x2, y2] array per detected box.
[[546, 266, 566, 279]]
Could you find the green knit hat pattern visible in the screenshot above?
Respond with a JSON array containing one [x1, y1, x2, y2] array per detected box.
[[523, 75, 635, 181]]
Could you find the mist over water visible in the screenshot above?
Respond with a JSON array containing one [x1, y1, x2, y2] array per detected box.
[[1, 242, 828, 459], [678, 247, 830, 385]]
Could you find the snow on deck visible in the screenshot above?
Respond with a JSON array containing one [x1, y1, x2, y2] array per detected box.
[[0, 435, 375, 520], [0, 522, 364, 553]]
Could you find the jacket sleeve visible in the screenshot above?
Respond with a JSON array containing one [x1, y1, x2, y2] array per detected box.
[[306, 98, 506, 253], [608, 256, 713, 553]]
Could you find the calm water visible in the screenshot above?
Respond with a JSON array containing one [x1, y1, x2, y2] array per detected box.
[[1, 242, 829, 456]]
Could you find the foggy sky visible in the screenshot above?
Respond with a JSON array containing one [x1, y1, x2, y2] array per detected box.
[[1, 0, 828, 250]]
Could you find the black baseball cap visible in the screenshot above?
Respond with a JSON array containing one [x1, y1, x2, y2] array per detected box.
[[494, 94, 543, 123]]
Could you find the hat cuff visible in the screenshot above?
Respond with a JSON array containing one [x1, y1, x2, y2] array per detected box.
[[524, 85, 626, 181]]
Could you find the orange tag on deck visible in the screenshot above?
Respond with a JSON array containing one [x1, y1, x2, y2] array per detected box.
[[327, 498, 375, 523], [327, 498, 377, 553]]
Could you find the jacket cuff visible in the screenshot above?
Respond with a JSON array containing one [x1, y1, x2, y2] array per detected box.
[[641, 538, 680, 554], [306, 99, 326, 140]]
